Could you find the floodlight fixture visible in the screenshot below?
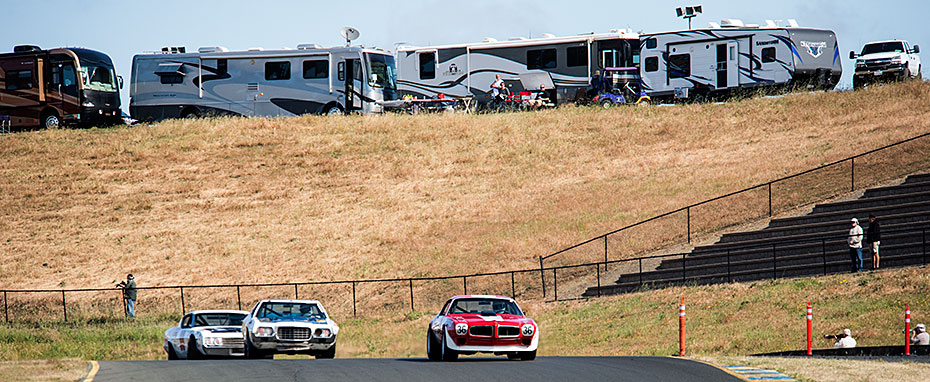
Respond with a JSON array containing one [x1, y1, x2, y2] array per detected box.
[[676, 5, 703, 29]]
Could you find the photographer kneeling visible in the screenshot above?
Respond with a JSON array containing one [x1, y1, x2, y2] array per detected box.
[[826, 328, 857, 348], [912, 324, 930, 346]]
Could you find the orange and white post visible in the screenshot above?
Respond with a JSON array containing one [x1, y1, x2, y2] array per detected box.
[[679, 296, 686, 356], [806, 301, 813, 356], [905, 303, 911, 356]]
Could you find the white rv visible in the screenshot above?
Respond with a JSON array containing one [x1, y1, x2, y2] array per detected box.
[[396, 30, 640, 106], [130, 45, 397, 121], [639, 20, 842, 99]]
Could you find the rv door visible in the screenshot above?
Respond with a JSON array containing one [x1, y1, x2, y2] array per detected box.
[[727, 41, 738, 88], [343, 58, 362, 111]]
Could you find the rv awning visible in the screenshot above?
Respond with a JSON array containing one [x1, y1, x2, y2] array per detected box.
[[154, 63, 184, 75]]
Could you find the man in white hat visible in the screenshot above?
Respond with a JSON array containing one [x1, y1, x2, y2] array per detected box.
[[833, 328, 857, 348], [912, 324, 930, 346], [848, 218, 864, 272]]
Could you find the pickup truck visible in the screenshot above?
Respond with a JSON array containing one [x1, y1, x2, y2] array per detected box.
[[850, 40, 921, 89]]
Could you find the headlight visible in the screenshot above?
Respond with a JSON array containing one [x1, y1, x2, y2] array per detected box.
[[255, 327, 274, 337], [314, 328, 333, 337], [521, 324, 535, 337], [454, 323, 468, 336], [855, 61, 865, 68], [82, 101, 95, 107], [891, 57, 905, 64], [203, 337, 223, 346]]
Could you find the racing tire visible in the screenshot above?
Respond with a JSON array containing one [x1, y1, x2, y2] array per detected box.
[[245, 335, 270, 359], [41, 111, 60, 129], [440, 332, 458, 361], [903, 69, 912, 82], [316, 343, 336, 359], [426, 330, 441, 361], [600, 100, 613, 109], [166, 344, 180, 360], [186, 336, 202, 360], [180, 107, 201, 119], [918, 66, 922, 80], [518, 350, 537, 361]]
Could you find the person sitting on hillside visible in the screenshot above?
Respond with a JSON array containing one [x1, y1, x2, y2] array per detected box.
[[912, 324, 930, 346], [833, 328, 857, 348]]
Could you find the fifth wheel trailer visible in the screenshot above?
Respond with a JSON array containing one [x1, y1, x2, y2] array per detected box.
[[396, 30, 641, 106], [639, 20, 842, 99], [130, 45, 397, 121]]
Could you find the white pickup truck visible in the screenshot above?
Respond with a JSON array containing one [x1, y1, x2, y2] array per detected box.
[[850, 40, 921, 89]]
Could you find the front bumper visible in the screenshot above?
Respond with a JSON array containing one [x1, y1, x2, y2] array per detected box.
[[202, 346, 245, 357], [443, 330, 539, 353], [252, 335, 336, 352]]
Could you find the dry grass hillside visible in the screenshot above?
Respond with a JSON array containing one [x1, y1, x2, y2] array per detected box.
[[2, 82, 930, 296]]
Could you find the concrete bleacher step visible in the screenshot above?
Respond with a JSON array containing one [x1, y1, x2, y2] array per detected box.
[[708, 217, 929, 250], [758, 200, 930, 230], [903, 173, 930, 184], [863, 182, 930, 198], [811, 190, 930, 214]]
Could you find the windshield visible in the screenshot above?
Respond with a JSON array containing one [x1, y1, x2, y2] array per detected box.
[[861, 42, 905, 56], [366, 53, 396, 90], [257, 302, 327, 320], [80, 64, 118, 92], [193, 313, 246, 327], [449, 298, 523, 316]]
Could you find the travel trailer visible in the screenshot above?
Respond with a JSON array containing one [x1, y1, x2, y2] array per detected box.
[[0, 45, 122, 129], [396, 30, 641, 105], [639, 20, 842, 99], [130, 45, 397, 121]]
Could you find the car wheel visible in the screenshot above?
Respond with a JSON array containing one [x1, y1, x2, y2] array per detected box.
[[41, 112, 60, 129], [440, 330, 457, 361], [186, 336, 202, 360], [600, 100, 613, 109], [166, 343, 180, 360], [917, 66, 923, 80], [325, 105, 344, 115], [519, 350, 537, 361], [426, 330, 441, 361], [316, 343, 336, 359], [903, 68, 912, 81], [245, 335, 265, 359]]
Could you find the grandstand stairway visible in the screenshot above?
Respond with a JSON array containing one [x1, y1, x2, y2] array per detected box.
[[583, 173, 930, 297]]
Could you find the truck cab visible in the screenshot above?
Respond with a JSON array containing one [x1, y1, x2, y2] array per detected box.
[[850, 40, 921, 89]]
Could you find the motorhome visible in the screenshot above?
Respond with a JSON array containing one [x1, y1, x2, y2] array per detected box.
[[639, 20, 842, 100], [130, 45, 397, 121], [396, 30, 641, 106], [0, 45, 122, 129]]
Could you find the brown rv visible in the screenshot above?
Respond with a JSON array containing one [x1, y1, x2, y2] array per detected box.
[[0, 45, 122, 129]]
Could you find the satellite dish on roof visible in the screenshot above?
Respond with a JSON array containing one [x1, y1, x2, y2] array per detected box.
[[341, 27, 360, 46]]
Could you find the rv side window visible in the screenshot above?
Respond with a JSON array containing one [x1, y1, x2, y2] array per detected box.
[[566, 46, 587, 67], [761, 47, 776, 63], [645, 38, 657, 50], [303, 60, 328, 79], [419, 52, 435, 80], [265, 61, 291, 81], [668, 54, 690, 79], [644, 57, 658, 72], [160, 74, 183, 84], [217, 59, 228, 75], [5, 70, 33, 90], [527, 49, 557, 70], [354, 60, 362, 81], [338, 62, 345, 81]]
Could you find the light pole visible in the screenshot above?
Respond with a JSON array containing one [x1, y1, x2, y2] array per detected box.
[[676, 5, 703, 30]]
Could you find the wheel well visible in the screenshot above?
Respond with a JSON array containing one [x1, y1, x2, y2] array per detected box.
[[321, 102, 342, 114], [40, 107, 59, 120], [180, 106, 200, 118]]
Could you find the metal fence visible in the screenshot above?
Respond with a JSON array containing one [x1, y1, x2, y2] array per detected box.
[[3, 132, 930, 324]]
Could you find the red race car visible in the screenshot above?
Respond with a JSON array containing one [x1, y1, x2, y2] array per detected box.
[[427, 295, 538, 361]]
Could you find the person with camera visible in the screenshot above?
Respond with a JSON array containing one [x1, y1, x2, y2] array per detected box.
[[912, 323, 930, 346], [828, 328, 857, 348], [116, 274, 137, 319]]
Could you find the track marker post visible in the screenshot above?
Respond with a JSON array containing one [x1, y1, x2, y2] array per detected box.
[[806, 301, 813, 356], [905, 303, 911, 356], [679, 296, 686, 356]]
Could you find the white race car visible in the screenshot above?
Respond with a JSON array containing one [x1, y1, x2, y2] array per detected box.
[[163, 310, 249, 360], [241, 299, 339, 359]]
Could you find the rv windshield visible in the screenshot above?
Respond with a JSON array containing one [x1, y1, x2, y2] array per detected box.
[[366, 53, 396, 90], [861, 42, 905, 56], [80, 64, 118, 92]]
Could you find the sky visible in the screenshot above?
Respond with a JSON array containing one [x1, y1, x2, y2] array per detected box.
[[3, 0, 928, 112]]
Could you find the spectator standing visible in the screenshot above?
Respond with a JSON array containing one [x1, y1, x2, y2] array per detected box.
[[490, 74, 505, 106], [912, 324, 930, 346], [833, 328, 857, 348], [117, 274, 137, 319], [848, 218, 864, 272], [589, 70, 606, 97], [867, 214, 881, 269]]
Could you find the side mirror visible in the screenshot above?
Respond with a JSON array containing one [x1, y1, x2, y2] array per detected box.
[[118, 75, 124, 89], [370, 73, 378, 83], [913, 45, 920, 54], [849, 51, 857, 60]]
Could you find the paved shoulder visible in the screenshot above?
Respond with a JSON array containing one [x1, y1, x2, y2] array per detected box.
[[95, 356, 744, 382]]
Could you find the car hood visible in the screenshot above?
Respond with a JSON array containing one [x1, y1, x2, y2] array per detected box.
[[858, 52, 905, 61], [197, 326, 242, 333], [257, 317, 334, 326], [447, 314, 533, 325]]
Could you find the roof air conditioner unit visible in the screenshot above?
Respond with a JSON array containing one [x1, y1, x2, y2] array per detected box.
[[708, 22, 721, 28], [720, 19, 744, 27], [764, 20, 777, 27], [508, 37, 528, 41], [248, 47, 264, 51], [540, 33, 556, 39], [787, 19, 799, 27], [297, 44, 323, 50], [198, 46, 229, 53], [482, 37, 498, 43]]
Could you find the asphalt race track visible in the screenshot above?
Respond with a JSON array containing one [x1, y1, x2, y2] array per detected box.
[[93, 356, 743, 382]]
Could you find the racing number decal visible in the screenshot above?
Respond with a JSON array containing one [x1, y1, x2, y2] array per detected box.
[[455, 323, 468, 335], [522, 326, 533, 336]]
